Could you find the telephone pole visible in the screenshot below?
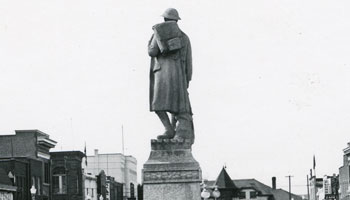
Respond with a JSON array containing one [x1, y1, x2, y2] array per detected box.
[[286, 175, 294, 200]]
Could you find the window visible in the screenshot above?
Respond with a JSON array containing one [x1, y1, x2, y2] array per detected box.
[[250, 191, 257, 199], [44, 163, 50, 183], [53, 167, 67, 194], [37, 177, 41, 195], [239, 191, 246, 199], [53, 175, 67, 194], [32, 177, 35, 188], [130, 183, 135, 198]]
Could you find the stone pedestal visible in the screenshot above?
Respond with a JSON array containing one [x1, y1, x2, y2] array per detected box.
[[142, 138, 202, 200]]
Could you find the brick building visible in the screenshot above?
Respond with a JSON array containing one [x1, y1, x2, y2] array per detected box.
[[50, 151, 85, 200], [107, 176, 124, 200], [0, 130, 57, 200], [339, 142, 350, 200]]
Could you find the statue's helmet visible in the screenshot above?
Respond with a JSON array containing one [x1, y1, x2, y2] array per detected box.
[[161, 8, 181, 20]]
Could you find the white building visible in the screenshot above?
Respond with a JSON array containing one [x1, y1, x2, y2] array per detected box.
[[83, 149, 137, 199], [83, 173, 98, 200]]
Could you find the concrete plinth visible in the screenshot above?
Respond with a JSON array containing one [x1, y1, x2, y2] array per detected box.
[[142, 138, 202, 200]]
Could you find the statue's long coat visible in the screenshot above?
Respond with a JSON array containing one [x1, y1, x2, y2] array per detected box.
[[148, 31, 192, 114]]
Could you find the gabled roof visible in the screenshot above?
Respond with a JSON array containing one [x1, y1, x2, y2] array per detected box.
[[207, 178, 302, 200], [234, 179, 274, 195], [214, 167, 238, 189], [234, 179, 302, 200], [272, 188, 302, 200]]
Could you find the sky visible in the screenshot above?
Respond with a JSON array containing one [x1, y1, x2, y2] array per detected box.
[[1, 0, 350, 195]]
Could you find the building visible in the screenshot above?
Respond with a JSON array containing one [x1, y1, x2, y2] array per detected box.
[[83, 149, 137, 199], [309, 176, 324, 200], [95, 170, 124, 200], [309, 174, 339, 200], [51, 151, 124, 200], [0, 130, 57, 200], [0, 168, 17, 200], [204, 167, 302, 200], [84, 173, 98, 200], [50, 151, 85, 200], [107, 176, 124, 200], [213, 167, 239, 199], [339, 142, 350, 200]]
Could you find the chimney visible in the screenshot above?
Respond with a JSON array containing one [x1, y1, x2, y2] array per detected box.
[[94, 149, 99, 156], [272, 177, 276, 189]]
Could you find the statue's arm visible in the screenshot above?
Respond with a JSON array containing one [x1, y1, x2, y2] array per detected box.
[[148, 34, 160, 57], [186, 40, 193, 86]]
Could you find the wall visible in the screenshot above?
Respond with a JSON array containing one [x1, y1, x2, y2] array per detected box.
[[84, 174, 97, 200], [0, 133, 36, 159]]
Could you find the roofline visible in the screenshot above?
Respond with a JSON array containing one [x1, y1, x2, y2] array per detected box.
[[50, 151, 85, 157], [15, 129, 49, 137], [87, 153, 136, 158]]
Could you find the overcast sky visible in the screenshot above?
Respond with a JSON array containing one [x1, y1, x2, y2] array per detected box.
[[1, 0, 350, 195]]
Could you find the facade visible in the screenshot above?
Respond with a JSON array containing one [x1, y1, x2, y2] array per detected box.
[[83, 149, 137, 199], [50, 151, 85, 200], [52, 151, 124, 200], [204, 168, 302, 200], [84, 173, 98, 200], [0, 168, 17, 200], [309, 176, 324, 200], [0, 130, 57, 200], [339, 142, 350, 200], [309, 175, 339, 200], [107, 176, 124, 200]]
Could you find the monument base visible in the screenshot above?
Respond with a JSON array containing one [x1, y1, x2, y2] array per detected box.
[[142, 138, 202, 200]]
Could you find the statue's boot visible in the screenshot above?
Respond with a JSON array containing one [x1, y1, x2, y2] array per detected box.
[[173, 113, 194, 143], [156, 111, 175, 139], [157, 130, 175, 139]]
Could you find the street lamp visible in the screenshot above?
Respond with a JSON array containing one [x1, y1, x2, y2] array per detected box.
[[201, 180, 210, 200], [30, 184, 37, 200], [212, 185, 221, 200]]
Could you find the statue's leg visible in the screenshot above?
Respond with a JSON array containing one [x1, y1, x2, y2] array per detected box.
[[155, 111, 175, 139], [171, 113, 177, 130], [174, 113, 194, 142]]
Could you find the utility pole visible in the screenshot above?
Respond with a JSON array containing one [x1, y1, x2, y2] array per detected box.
[[286, 175, 294, 200], [307, 175, 310, 200]]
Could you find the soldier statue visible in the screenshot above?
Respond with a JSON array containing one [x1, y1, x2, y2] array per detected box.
[[148, 8, 194, 142]]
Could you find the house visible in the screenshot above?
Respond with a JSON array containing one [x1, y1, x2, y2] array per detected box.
[[204, 167, 302, 200]]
